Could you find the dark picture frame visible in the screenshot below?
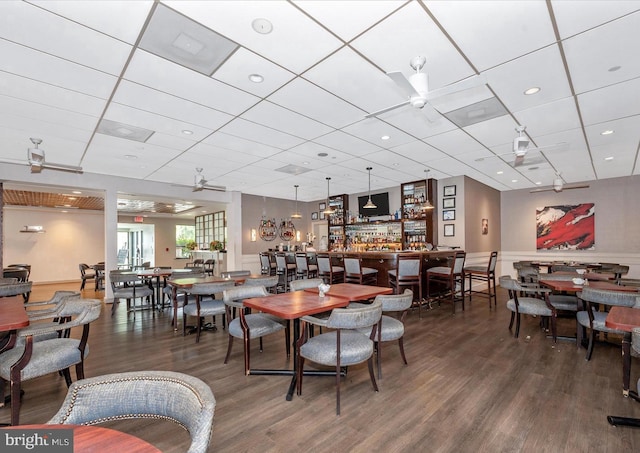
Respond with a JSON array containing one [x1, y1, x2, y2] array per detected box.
[[319, 211, 326, 220], [443, 197, 456, 209], [443, 209, 455, 221], [482, 218, 488, 235], [444, 185, 456, 197], [311, 212, 318, 220], [319, 202, 326, 211], [444, 224, 455, 237]]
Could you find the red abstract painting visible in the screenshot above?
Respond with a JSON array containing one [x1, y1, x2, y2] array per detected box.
[[536, 203, 595, 250]]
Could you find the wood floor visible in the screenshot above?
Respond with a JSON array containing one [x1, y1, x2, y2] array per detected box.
[[5, 283, 640, 452]]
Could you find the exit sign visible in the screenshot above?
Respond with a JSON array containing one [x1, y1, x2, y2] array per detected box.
[[134, 216, 144, 223]]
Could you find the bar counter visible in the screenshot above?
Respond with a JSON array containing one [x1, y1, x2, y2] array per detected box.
[[265, 250, 458, 288]]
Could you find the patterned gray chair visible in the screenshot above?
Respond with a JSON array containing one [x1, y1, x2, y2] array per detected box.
[[183, 281, 236, 342], [244, 275, 279, 293], [0, 298, 102, 425], [536, 273, 580, 312], [110, 272, 154, 318], [0, 281, 31, 298], [297, 300, 382, 415], [499, 276, 557, 342], [223, 286, 289, 375], [576, 287, 640, 361], [358, 290, 413, 379], [289, 278, 324, 292], [24, 290, 81, 318], [47, 371, 215, 453]]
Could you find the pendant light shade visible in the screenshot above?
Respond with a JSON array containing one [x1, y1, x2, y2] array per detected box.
[[323, 177, 335, 215], [291, 184, 302, 219], [363, 167, 377, 209], [421, 169, 434, 210]]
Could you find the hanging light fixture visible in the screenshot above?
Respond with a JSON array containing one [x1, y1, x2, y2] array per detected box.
[[421, 169, 434, 210], [323, 177, 335, 215], [291, 184, 302, 219], [363, 166, 377, 209]]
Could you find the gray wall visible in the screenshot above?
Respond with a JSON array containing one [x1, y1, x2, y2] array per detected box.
[[464, 176, 501, 253]]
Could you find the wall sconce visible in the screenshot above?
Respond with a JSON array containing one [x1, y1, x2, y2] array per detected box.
[[296, 230, 301, 242], [250, 228, 257, 242]]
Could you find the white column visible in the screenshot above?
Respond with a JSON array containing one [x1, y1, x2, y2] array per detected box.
[[103, 188, 118, 302]]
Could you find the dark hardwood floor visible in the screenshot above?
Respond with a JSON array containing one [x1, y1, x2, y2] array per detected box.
[[5, 283, 640, 452]]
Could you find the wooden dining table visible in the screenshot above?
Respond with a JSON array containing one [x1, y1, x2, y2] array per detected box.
[[1, 424, 161, 452], [604, 306, 640, 400], [303, 282, 393, 301], [243, 290, 351, 401], [539, 279, 638, 293]]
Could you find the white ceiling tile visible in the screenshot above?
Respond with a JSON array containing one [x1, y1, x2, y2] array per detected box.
[[203, 132, 282, 158], [241, 101, 333, 140], [312, 131, 382, 157], [577, 77, 640, 125], [219, 118, 305, 150], [513, 97, 581, 138], [342, 118, 415, 149], [551, 0, 640, 38], [424, 129, 487, 156], [426, 0, 556, 71], [464, 115, 519, 149]]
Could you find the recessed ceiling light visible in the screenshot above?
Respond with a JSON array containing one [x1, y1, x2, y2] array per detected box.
[[248, 73, 264, 83], [604, 156, 614, 161], [72, 191, 82, 194], [182, 129, 193, 135], [601, 130, 614, 135], [608, 65, 622, 72], [496, 170, 504, 175], [524, 87, 540, 95], [166, 204, 173, 208], [302, 161, 310, 165], [252, 18, 273, 34], [535, 181, 542, 185], [124, 154, 138, 159], [392, 163, 400, 167], [67, 197, 77, 200], [511, 179, 518, 183], [381, 135, 390, 140], [61, 210, 68, 213], [317, 152, 328, 157], [185, 201, 193, 205]]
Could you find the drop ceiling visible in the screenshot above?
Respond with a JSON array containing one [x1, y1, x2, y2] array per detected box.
[[0, 0, 638, 203]]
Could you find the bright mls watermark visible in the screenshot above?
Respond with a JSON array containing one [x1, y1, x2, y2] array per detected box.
[[0, 429, 73, 452]]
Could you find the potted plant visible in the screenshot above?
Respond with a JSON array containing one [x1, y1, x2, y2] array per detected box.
[[185, 240, 198, 251], [209, 240, 224, 251]]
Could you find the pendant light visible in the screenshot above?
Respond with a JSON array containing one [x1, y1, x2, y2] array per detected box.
[[421, 169, 434, 210], [323, 177, 335, 215], [291, 184, 302, 219], [363, 166, 377, 209]]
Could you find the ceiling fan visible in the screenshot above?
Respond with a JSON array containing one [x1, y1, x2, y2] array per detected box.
[[481, 126, 568, 168], [530, 173, 590, 193], [192, 168, 225, 192], [27, 138, 83, 174], [365, 56, 485, 120]]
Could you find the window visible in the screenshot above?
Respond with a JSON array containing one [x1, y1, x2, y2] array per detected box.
[[176, 224, 195, 258], [195, 211, 226, 250]]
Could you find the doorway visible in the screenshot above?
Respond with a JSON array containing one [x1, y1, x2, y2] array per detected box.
[[117, 223, 155, 268]]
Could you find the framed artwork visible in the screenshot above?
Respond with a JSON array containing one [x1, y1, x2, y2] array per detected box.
[[319, 202, 326, 211], [444, 224, 455, 237], [536, 203, 594, 250], [443, 197, 456, 209], [311, 212, 318, 220], [319, 211, 326, 220], [443, 209, 455, 221], [482, 218, 488, 235], [444, 185, 456, 197]]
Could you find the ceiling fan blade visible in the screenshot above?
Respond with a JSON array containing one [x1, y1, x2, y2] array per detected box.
[[423, 103, 441, 122], [386, 71, 418, 98], [192, 185, 204, 192], [42, 162, 83, 174], [512, 155, 525, 167], [365, 100, 411, 118], [202, 185, 226, 192], [564, 184, 590, 190], [529, 187, 555, 193]]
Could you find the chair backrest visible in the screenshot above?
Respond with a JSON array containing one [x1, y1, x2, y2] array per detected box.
[[551, 264, 586, 273], [326, 299, 382, 330], [4, 267, 29, 282], [316, 255, 331, 274], [141, 261, 151, 268], [289, 278, 324, 292], [243, 275, 279, 289], [259, 253, 271, 270], [223, 285, 268, 309], [47, 371, 215, 453], [8, 264, 31, 280], [452, 251, 466, 274], [397, 255, 421, 277], [539, 273, 577, 281], [517, 266, 539, 284], [275, 253, 287, 271], [488, 251, 498, 272], [578, 286, 640, 308], [189, 281, 236, 296], [499, 275, 521, 292], [375, 289, 413, 312], [192, 259, 204, 266], [221, 270, 251, 278], [295, 253, 309, 271], [0, 277, 18, 285], [343, 257, 362, 275], [0, 281, 32, 298]]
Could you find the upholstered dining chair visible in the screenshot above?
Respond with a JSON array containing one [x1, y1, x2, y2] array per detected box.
[[464, 251, 498, 308], [203, 259, 216, 276], [343, 257, 378, 285], [109, 272, 154, 318], [183, 281, 236, 342], [297, 300, 382, 415], [499, 276, 557, 342], [25, 291, 81, 320], [244, 275, 279, 293], [388, 253, 422, 316], [275, 253, 296, 292], [259, 252, 277, 276], [358, 290, 413, 379], [576, 287, 639, 361], [47, 370, 216, 453], [0, 298, 102, 425], [316, 253, 344, 284], [426, 251, 466, 314], [78, 263, 96, 290], [223, 286, 289, 375], [295, 253, 318, 280], [535, 273, 580, 313]]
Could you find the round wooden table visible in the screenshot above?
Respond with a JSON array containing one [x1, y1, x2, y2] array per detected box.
[[2, 424, 161, 452]]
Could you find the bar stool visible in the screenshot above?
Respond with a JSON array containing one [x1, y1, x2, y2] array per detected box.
[[388, 253, 423, 317], [295, 253, 318, 279], [317, 253, 344, 284], [259, 252, 277, 276], [275, 252, 296, 292], [464, 251, 498, 308], [344, 257, 378, 285], [426, 251, 466, 313]]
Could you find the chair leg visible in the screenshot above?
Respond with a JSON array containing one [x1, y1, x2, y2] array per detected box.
[[398, 337, 408, 365], [376, 341, 382, 379], [62, 368, 73, 387], [244, 335, 251, 375], [111, 298, 118, 317], [367, 356, 379, 393], [195, 317, 203, 343], [285, 320, 291, 358], [509, 312, 515, 331], [224, 335, 234, 364], [514, 313, 521, 338], [585, 329, 596, 361], [335, 362, 341, 416], [75, 361, 85, 380], [297, 356, 305, 396], [10, 378, 21, 426]]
